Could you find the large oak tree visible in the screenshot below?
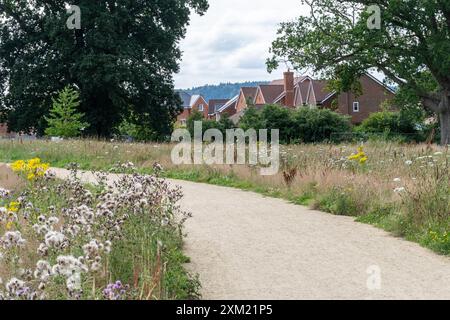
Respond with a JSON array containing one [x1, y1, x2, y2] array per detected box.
[[268, 0, 450, 145], [0, 0, 208, 139]]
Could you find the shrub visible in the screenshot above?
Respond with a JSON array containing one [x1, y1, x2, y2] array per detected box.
[[186, 110, 235, 137], [239, 105, 352, 144], [239, 106, 265, 132], [293, 108, 352, 143], [260, 105, 296, 143], [357, 109, 427, 142]]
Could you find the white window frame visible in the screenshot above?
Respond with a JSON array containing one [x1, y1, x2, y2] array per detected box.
[[180, 119, 187, 126], [353, 101, 360, 112], [198, 104, 204, 112]]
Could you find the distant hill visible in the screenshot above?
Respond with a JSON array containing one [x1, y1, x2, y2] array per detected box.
[[180, 81, 269, 102]]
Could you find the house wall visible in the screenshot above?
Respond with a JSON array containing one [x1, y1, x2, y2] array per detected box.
[[177, 109, 191, 124], [176, 96, 209, 124], [254, 90, 265, 105], [236, 92, 248, 113], [191, 96, 209, 118], [336, 74, 395, 124]]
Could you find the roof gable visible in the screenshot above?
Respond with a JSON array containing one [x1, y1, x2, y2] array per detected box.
[[258, 85, 284, 104], [217, 95, 239, 113]]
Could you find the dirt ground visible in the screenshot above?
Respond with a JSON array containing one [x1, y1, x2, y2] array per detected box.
[[0, 164, 24, 191]]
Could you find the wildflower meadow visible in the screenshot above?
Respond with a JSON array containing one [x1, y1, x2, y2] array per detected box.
[[0, 157, 199, 300], [0, 139, 447, 257]]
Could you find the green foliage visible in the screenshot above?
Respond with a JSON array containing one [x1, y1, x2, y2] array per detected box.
[[115, 114, 161, 142], [216, 113, 235, 133], [239, 106, 265, 132], [0, 0, 209, 138], [186, 110, 235, 137], [268, 0, 450, 144], [357, 109, 427, 142], [240, 104, 352, 143], [186, 110, 206, 136], [293, 107, 352, 143], [44, 86, 89, 138], [110, 212, 200, 299]]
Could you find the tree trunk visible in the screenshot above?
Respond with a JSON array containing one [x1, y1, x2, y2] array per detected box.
[[440, 109, 450, 145], [439, 90, 450, 145]]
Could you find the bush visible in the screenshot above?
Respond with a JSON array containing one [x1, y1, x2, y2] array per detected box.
[[186, 110, 234, 137], [240, 104, 352, 144], [357, 109, 427, 142], [293, 108, 352, 143], [260, 105, 296, 143], [239, 106, 265, 132]]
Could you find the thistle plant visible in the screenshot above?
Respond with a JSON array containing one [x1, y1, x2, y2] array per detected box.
[[0, 159, 190, 300]]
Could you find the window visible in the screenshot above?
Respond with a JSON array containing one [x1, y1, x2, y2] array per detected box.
[[198, 104, 204, 112], [180, 119, 187, 126], [353, 101, 360, 112]]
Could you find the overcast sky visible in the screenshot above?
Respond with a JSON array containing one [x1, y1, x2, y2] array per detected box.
[[174, 0, 309, 89]]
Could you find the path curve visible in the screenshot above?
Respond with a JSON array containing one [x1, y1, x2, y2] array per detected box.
[[51, 168, 450, 300]]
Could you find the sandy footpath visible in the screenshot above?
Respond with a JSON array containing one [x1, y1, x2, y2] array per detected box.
[[50, 168, 450, 300]]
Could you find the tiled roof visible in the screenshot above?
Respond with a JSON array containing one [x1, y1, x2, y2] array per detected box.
[[312, 80, 334, 102], [270, 76, 306, 85], [218, 95, 238, 113], [208, 99, 229, 114], [297, 80, 311, 101], [241, 87, 258, 101], [189, 95, 201, 107], [178, 92, 192, 108], [258, 85, 284, 104]]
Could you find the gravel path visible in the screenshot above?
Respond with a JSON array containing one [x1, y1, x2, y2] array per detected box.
[[51, 168, 450, 300]]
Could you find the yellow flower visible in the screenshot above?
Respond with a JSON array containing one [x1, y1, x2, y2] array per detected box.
[[5, 221, 13, 230], [348, 146, 368, 164], [8, 201, 20, 212], [11, 158, 50, 181], [11, 160, 26, 172]]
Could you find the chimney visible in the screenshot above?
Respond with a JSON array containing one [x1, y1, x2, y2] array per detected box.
[[284, 71, 295, 107]]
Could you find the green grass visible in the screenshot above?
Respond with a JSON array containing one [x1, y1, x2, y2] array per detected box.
[[110, 213, 200, 300]]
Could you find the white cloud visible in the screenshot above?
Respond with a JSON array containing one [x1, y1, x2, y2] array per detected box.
[[174, 0, 308, 89]]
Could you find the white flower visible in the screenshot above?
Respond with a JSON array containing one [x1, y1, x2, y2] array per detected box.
[[405, 160, 413, 166], [44, 231, 67, 249], [5, 278, 25, 295], [393, 178, 401, 183], [0, 188, 10, 198], [66, 273, 82, 292], [34, 260, 52, 282], [1, 231, 26, 248], [394, 187, 406, 193]]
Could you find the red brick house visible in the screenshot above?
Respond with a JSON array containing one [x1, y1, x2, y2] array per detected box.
[[236, 87, 258, 113], [231, 71, 395, 124], [208, 99, 229, 119], [214, 95, 238, 121], [176, 92, 209, 126]]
